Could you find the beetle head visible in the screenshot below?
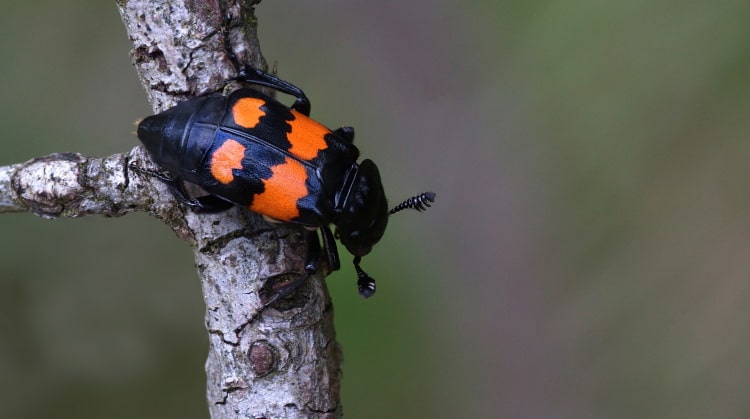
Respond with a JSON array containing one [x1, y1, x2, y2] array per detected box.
[[337, 159, 389, 258], [337, 159, 436, 298]]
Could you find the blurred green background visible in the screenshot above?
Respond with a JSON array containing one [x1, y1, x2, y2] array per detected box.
[[1, 0, 750, 417]]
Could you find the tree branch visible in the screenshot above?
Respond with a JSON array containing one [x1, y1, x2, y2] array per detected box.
[[0, 0, 342, 417]]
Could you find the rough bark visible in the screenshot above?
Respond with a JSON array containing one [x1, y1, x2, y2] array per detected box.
[[0, 0, 342, 417]]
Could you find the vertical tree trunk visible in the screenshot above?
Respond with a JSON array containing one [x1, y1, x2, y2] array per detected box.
[[115, 1, 343, 417], [0, 1, 342, 416]]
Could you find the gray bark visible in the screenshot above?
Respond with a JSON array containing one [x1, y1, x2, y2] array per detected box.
[[0, 0, 342, 417]]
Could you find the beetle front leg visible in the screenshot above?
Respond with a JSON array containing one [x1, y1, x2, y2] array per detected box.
[[320, 226, 341, 273], [353, 256, 376, 298]]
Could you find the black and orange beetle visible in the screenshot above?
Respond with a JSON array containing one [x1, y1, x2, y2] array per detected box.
[[135, 26, 434, 304]]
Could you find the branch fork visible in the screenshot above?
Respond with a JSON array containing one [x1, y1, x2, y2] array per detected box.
[[0, 1, 342, 417]]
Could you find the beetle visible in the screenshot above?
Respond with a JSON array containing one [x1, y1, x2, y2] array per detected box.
[[134, 26, 435, 305]]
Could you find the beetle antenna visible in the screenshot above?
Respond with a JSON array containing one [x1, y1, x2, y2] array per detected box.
[[353, 256, 376, 298], [389, 192, 436, 215]]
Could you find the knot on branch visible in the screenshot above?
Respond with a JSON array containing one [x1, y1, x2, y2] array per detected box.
[[11, 153, 87, 218]]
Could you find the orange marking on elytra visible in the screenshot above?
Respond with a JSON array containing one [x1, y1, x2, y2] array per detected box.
[[232, 97, 266, 128], [250, 157, 308, 221], [287, 109, 329, 160], [210, 139, 246, 184]]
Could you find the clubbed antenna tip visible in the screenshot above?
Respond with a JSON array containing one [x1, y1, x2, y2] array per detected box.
[[389, 192, 436, 215]]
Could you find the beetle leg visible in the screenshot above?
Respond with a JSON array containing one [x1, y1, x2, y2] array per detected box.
[[305, 229, 323, 275], [353, 256, 376, 298], [129, 163, 233, 212], [221, 13, 311, 116], [262, 230, 321, 306], [128, 163, 173, 183], [128, 162, 188, 200], [165, 180, 234, 213], [320, 225, 341, 273], [187, 195, 235, 213], [236, 67, 312, 116]]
